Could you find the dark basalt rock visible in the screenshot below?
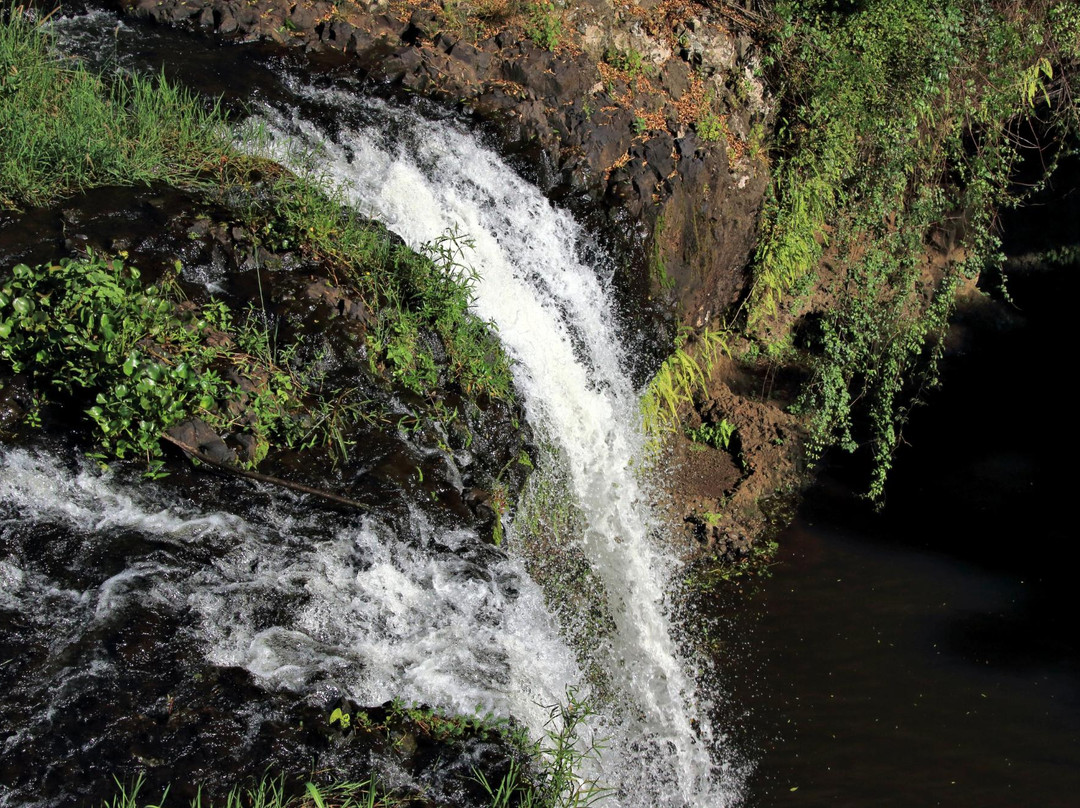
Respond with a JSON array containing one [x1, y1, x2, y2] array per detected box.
[[104, 0, 772, 329]]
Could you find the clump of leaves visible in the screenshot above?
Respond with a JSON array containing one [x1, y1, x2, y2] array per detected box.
[[687, 418, 736, 451], [695, 110, 727, 143], [0, 254, 344, 475], [603, 46, 651, 78], [525, 0, 563, 51]]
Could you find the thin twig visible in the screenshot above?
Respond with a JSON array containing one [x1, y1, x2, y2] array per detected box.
[[160, 432, 368, 510]]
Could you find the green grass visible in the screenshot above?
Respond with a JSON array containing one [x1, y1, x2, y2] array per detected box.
[[106, 775, 387, 808], [0, 7, 235, 209], [102, 690, 610, 808], [235, 156, 515, 403]]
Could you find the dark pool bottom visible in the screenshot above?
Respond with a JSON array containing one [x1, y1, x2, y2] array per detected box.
[[725, 512, 1080, 808]]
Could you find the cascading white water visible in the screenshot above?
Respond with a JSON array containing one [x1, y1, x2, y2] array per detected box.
[[0, 446, 581, 761], [1, 14, 745, 797], [251, 89, 744, 806]]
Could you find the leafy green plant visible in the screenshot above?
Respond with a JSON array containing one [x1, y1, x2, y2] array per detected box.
[[0, 254, 358, 474], [525, 1, 563, 51], [603, 46, 651, 78], [686, 419, 736, 451], [695, 110, 727, 143]]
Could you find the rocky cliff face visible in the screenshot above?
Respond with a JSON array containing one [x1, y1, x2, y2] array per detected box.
[[112, 0, 772, 328], [95, 0, 797, 557]]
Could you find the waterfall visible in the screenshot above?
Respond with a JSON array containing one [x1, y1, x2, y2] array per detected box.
[[1, 14, 745, 800], [250, 89, 744, 806]]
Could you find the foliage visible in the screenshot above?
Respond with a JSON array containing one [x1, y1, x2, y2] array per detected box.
[[524, 1, 563, 51], [640, 327, 731, 442], [329, 699, 518, 746], [105, 692, 610, 808], [693, 536, 780, 585], [695, 109, 727, 144], [474, 688, 611, 808], [0, 7, 237, 209], [602, 46, 652, 79], [0, 255, 351, 475], [0, 14, 516, 476], [749, 0, 1080, 498], [686, 418, 736, 451]]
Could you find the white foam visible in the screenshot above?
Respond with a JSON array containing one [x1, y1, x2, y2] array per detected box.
[[249, 93, 743, 806]]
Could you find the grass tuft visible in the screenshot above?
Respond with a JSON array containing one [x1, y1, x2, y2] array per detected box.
[[0, 6, 236, 209]]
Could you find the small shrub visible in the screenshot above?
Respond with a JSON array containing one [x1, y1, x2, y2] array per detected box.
[[695, 110, 727, 143], [525, 0, 562, 51], [686, 419, 736, 451], [603, 46, 652, 78], [641, 327, 731, 442]]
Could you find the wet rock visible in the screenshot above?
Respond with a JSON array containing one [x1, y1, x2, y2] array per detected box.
[[660, 58, 690, 100], [115, 0, 773, 325], [644, 133, 676, 180], [450, 40, 491, 74], [0, 374, 31, 434], [166, 418, 238, 465]]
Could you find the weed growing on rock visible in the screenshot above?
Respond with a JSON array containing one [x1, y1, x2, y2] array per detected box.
[[686, 418, 736, 451], [695, 109, 727, 143], [474, 688, 611, 808], [0, 8, 238, 209], [602, 46, 653, 79], [525, 0, 563, 51]]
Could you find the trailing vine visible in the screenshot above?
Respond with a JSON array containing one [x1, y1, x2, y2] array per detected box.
[[749, 0, 1080, 498]]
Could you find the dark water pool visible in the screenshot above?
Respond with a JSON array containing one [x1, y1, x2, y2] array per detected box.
[[736, 514, 1080, 807], [723, 223, 1080, 805]]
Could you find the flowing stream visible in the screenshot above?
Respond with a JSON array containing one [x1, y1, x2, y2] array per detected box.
[[1, 15, 742, 808], [250, 86, 741, 806]]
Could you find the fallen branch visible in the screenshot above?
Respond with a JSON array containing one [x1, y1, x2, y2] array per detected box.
[[161, 432, 368, 511]]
